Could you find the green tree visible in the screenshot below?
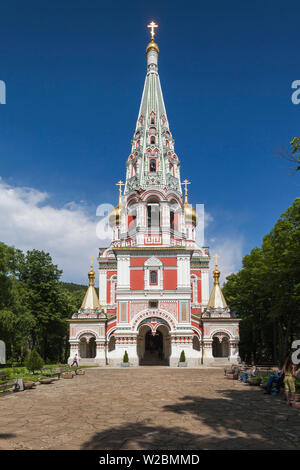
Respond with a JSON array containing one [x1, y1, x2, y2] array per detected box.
[[25, 349, 44, 372], [223, 199, 300, 365], [0, 244, 75, 363]]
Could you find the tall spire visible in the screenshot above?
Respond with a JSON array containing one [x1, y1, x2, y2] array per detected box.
[[80, 259, 101, 311], [124, 22, 182, 197], [206, 255, 228, 310]]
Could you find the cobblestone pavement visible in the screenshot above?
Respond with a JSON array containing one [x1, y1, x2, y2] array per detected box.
[[0, 367, 299, 450]]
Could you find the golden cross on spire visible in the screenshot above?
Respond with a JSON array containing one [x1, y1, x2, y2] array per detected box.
[[116, 180, 125, 197], [90, 255, 94, 268], [182, 179, 191, 204], [147, 21, 158, 40], [213, 253, 219, 267]]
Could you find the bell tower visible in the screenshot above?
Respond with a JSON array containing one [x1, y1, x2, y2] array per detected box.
[[109, 23, 200, 249]]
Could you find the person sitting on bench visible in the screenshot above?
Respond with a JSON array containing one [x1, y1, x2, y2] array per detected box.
[[264, 369, 284, 394], [240, 365, 256, 383]]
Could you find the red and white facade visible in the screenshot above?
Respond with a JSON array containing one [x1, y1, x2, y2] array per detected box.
[[68, 32, 240, 366]]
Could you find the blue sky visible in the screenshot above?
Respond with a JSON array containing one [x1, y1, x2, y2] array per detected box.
[[0, 0, 299, 283]]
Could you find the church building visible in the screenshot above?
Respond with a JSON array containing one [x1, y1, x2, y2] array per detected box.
[[68, 23, 240, 367]]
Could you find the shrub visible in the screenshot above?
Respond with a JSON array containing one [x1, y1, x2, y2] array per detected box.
[[24, 350, 44, 372], [123, 351, 129, 363], [179, 350, 186, 363]]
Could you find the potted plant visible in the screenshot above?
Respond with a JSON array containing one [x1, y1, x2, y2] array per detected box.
[[178, 350, 187, 367], [121, 350, 130, 367]]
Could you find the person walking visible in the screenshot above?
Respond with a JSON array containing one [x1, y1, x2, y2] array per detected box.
[[282, 356, 296, 406], [71, 353, 78, 367]]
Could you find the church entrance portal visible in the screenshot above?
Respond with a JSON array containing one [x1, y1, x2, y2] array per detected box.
[[138, 323, 170, 366]]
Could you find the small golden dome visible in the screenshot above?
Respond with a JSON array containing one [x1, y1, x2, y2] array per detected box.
[[184, 202, 198, 226], [213, 267, 220, 284], [88, 266, 95, 286], [146, 39, 159, 55], [109, 201, 123, 227]]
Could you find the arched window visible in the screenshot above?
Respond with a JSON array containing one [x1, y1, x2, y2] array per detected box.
[[170, 211, 175, 230], [151, 117, 155, 124], [150, 159, 156, 172], [150, 136, 155, 145], [150, 270, 158, 285], [147, 204, 160, 229], [110, 276, 117, 305], [127, 203, 137, 231], [191, 276, 197, 304]]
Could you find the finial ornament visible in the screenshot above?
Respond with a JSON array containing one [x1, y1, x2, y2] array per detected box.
[[182, 179, 191, 204], [147, 21, 158, 40], [88, 257, 95, 287], [116, 180, 125, 197], [212, 254, 221, 286], [213, 253, 219, 267]]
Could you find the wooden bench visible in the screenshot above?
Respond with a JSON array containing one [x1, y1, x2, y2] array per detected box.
[[40, 367, 64, 379], [0, 375, 20, 392], [224, 366, 240, 380]]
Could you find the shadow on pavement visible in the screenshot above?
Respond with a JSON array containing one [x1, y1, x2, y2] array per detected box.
[[81, 388, 299, 450]]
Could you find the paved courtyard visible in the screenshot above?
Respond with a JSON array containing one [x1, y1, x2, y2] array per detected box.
[[0, 367, 299, 450]]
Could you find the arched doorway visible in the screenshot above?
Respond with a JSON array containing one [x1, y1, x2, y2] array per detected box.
[[79, 335, 96, 358], [212, 333, 230, 358], [145, 330, 163, 360], [137, 322, 170, 365]]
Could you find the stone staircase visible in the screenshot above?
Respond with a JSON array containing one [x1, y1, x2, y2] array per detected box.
[[140, 351, 169, 366]]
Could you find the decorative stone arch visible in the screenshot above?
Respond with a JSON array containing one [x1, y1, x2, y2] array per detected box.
[[144, 256, 162, 267], [140, 189, 165, 202], [168, 196, 181, 208], [108, 334, 116, 352], [76, 329, 100, 341], [211, 331, 230, 358], [77, 331, 97, 359], [191, 326, 202, 351], [137, 317, 171, 335], [209, 328, 234, 341], [126, 195, 139, 208], [100, 248, 115, 258], [191, 326, 202, 340], [107, 326, 117, 339], [132, 309, 177, 333], [136, 317, 171, 365]]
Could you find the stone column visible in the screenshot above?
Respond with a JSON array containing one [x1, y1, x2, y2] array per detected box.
[[229, 340, 240, 364], [202, 340, 213, 364], [95, 340, 106, 366]]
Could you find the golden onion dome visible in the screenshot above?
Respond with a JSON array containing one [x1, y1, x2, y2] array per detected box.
[[184, 201, 198, 226], [109, 200, 123, 227], [88, 266, 95, 286], [146, 39, 159, 55]]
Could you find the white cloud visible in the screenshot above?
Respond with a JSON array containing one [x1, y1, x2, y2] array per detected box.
[[0, 178, 112, 284]]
